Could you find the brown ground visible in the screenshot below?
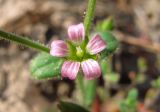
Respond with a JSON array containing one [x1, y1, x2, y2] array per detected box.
[[0, 0, 160, 112]]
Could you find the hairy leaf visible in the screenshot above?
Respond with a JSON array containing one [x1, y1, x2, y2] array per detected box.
[[30, 53, 63, 79]]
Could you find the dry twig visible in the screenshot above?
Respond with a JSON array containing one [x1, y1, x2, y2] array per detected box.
[[115, 31, 160, 54]]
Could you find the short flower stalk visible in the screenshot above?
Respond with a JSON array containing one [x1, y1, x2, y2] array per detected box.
[[50, 23, 107, 80]]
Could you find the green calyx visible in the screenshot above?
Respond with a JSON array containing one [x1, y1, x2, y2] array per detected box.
[[66, 40, 96, 62]]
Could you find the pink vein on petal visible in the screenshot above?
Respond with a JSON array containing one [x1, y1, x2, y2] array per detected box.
[[81, 59, 101, 80], [61, 61, 80, 80], [50, 40, 68, 57], [68, 23, 85, 44], [87, 34, 106, 55]]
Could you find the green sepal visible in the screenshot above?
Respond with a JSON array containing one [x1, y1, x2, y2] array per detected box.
[[30, 53, 64, 80], [59, 101, 90, 112], [66, 40, 78, 60]]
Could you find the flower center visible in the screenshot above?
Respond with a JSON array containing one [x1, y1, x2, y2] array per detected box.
[[66, 41, 97, 61], [76, 46, 84, 58]]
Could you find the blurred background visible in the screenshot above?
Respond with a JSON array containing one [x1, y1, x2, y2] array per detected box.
[[0, 0, 160, 112]]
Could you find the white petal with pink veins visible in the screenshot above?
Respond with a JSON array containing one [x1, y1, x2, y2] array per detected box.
[[81, 59, 101, 80], [68, 23, 85, 44], [61, 61, 80, 80], [87, 34, 106, 55], [50, 40, 68, 57]]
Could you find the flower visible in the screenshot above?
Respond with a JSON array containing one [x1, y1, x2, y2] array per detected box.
[[50, 23, 107, 80]]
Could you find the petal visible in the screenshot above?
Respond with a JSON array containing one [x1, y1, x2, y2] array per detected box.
[[68, 23, 85, 44], [50, 40, 68, 57], [87, 34, 106, 55], [81, 59, 101, 80], [61, 61, 80, 80]]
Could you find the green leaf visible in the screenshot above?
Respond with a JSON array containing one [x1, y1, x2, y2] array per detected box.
[[100, 59, 111, 75], [30, 53, 64, 79], [127, 89, 138, 100], [105, 73, 120, 83], [100, 31, 118, 54], [151, 77, 160, 89], [59, 101, 90, 112], [119, 89, 138, 112], [126, 89, 138, 107], [100, 59, 119, 84], [96, 17, 115, 31], [84, 80, 97, 107], [120, 102, 128, 112]]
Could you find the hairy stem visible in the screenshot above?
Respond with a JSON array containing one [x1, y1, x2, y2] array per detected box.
[[84, 0, 97, 36], [76, 0, 97, 106], [0, 30, 50, 53], [77, 74, 85, 104]]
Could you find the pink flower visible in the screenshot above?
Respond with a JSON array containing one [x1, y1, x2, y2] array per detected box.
[[68, 23, 85, 44], [50, 40, 68, 57], [50, 23, 107, 80]]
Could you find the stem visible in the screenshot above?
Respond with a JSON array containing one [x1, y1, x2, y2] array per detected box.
[[76, 0, 97, 106], [84, 79, 97, 107], [0, 30, 50, 53], [84, 0, 97, 36], [77, 74, 85, 104]]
